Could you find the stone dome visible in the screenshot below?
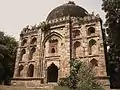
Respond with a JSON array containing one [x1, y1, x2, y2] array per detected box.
[[46, 1, 89, 21]]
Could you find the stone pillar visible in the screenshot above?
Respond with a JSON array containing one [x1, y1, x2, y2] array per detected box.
[[34, 29, 42, 78], [97, 21, 110, 88], [13, 48, 21, 77], [13, 37, 23, 77], [24, 46, 30, 77], [60, 23, 71, 78]]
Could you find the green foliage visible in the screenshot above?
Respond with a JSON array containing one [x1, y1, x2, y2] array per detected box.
[[102, 0, 120, 88], [59, 59, 104, 90], [54, 86, 70, 90], [0, 31, 18, 85], [102, 0, 120, 51]]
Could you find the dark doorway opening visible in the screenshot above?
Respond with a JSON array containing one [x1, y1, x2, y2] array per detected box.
[[27, 64, 34, 77], [47, 63, 58, 82]]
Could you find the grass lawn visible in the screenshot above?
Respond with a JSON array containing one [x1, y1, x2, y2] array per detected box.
[[0, 86, 43, 90], [0, 85, 70, 90]]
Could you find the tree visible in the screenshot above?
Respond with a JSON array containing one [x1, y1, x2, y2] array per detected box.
[[102, 0, 120, 57], [0, 31, 18, 85], [59, 59, 104, 90], [102, 0, 120, 88], [102, 0, 120, 44]]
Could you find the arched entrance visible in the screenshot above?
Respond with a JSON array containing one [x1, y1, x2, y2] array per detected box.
[[47, 63, 58, 82], [27, 64, 34, 77]]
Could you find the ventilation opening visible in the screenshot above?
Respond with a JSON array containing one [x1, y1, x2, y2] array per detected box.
[[51, 48, 55, 53]]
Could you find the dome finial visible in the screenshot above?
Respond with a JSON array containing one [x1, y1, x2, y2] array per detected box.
[[68, 1, 75, 5]]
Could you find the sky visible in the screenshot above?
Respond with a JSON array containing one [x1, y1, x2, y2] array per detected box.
[[0, 0, 105, 40]]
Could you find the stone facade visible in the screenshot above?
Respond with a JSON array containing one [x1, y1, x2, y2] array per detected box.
[[12, 1, 109, 89]]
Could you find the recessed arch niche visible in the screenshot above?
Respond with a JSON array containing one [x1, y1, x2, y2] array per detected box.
[[47, 63, 58, 82]]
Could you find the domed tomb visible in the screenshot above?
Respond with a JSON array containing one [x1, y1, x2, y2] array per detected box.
[[46, 1, 89, 21]]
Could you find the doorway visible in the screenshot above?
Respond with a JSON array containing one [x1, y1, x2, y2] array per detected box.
[[47, 63, 58, 82]]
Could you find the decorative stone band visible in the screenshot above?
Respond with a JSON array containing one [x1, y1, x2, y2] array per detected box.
[[46, 16, 69, 24], [20, 13, 101, 35], [12, 77, 44, 80], [11, 77, 45, 87], [72, 14, 101, 25]]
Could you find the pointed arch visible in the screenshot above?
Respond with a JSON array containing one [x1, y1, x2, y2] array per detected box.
[[88, 39, 96, 55], [90, 58, 98, 67], [21, 39, 27, 46], [43, 32, 62, 56], [51, 48, 55, 53], [87, 27, 95, 36], [30, 37, 37, 45], [27, 64, 34, 77], [20, 49, 26, 61], [29, 47, 36, 60], [47, 63, 58, 82], [74, 41, 81, 57], [43, 32, 63, 45], [18, 65, 24, 77], [49, 39, 58, 53]]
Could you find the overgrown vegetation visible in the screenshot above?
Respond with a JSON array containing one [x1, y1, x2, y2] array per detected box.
[[0, 31, 18, 85], [59, 59, 104, 90], [40, 22, 50, 32]]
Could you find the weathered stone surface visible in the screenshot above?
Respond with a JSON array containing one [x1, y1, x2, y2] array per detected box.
[[12, 1, 109, 90]]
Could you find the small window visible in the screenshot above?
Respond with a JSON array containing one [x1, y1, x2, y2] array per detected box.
[[27, 64, 34, 77], [74, 41, 80, 48], [21, 39, 27, 46], [89, 39, 96, 55], [21, 49, 26, 54], [74, 41, 81, 57], [20, 49, 26, 61], [90, 59, 98, 67], [89, 39, 96, 46], [29, 47, 36, 60], [31, 37, 37, 45], [73, 30, 80, 38], [88, 27, 95, 36], [18, 65, 24, 77], [51, 48, 55, 53], [49, 39, 58, 53]]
